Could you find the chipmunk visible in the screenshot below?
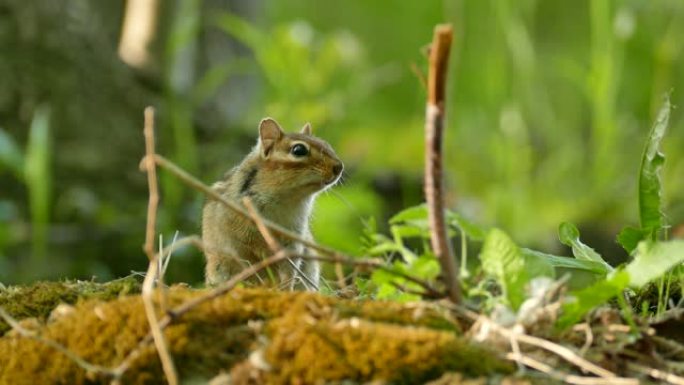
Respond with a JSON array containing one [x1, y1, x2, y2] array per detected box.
[[202, 118, 343, 289]]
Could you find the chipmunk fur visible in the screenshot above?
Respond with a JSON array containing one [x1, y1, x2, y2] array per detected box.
[[202, 118, 343, 289]]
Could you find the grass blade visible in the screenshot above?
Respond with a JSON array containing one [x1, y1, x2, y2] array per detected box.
[[24, 106, 52, 262]]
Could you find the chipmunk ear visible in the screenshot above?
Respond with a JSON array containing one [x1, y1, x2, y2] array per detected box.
[[259, 118, 283, 156], [300, 122, 312, 135]]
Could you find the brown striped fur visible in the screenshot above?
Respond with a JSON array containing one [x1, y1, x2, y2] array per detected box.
[[202, 118, 343, 289]]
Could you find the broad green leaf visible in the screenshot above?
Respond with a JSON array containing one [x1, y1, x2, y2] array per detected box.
[[616, 226, 648, 254], [557, 270, 630, 329], [558, 222, 613, 272], [0, 128, 24, 179], [625, 240, 684, 287], [521, 249, 608, 275], [390, 204, 487, 241], [479, 229, 530, 310], [389, 204, 428, 223], [638, 97, 671, 237]]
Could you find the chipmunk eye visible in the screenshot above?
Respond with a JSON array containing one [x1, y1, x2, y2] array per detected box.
[[290, 143, 309, 157]]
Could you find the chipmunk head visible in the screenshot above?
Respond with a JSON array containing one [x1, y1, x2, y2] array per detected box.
[[256, 117, 343, 195]]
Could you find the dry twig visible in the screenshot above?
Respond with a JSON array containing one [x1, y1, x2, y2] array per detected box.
[[627, 362, 684, 385], [424, 24, 460, 303], [505, 352, 638, 385], [138, 106, 178, 385], [142, 107, 159, 262], [141, 256, 178, 385]]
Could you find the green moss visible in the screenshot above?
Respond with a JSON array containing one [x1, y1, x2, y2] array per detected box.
[[0, 286, 512, 384], [0, 276, 141, 335]]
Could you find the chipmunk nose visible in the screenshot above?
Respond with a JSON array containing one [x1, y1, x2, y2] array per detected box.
[[332, 162, 344, 177]]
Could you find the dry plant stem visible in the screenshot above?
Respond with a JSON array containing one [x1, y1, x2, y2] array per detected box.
[[154, 235, 203, 261], [242, 196, 318, 290], [505, 353, 638, 385], [242, 197, 281, 251], [112, 251, 289, 378], [628, 362, 684, 385], [452, 305, 619, 379], [141, 257, 178, 385], [142, 107, 158, 262], [0, 306, 115, 378], [153, 154, 340, 258], [424, 24, 460, 303]]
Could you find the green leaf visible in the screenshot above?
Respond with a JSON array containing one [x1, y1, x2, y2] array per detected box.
[[389, 204, 428, 223], [616, 226, 648, 254], [625, 240, 684, 287], [558, 222, 613, 272], [521, 249, 608, 275], [557, 270, 630, 329], [447, 211, 488, 241], [479, 229, 531, 310], [213, 13, 264, 50], [25, 106, 52, 261], [638, 97, 671, 237], [0, 128, 24, 179]]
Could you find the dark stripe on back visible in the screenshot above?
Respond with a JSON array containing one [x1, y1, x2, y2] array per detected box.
[[240, 167, 258, 195]]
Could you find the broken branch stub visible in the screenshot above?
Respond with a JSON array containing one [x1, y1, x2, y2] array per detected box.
[[424, 24, 460, 303]]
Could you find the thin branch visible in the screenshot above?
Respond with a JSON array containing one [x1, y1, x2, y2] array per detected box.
[[451, 305, 619, 379], [506, 353, 638, 385], [112, 251, 289, 379], [142, 107, 158, 262], [242, 197, 281, 251], [242, 197, 318, 290], [0, 306, 114, 378], [627, 362, 684, 385], [153, 154, 341, 259], [154, 235, 203, 261], [424, 24, 460, 303], [141, 256, 178, 385], [139, 105, 178, 385]]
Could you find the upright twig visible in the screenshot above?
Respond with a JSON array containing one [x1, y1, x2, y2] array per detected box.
[[142, 107, 158, 262], [424, 24, 460, 303], [139, 106, 178, 385], [141, 256, 178, 385]]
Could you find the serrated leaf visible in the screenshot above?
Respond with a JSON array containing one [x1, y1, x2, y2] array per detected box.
[[479, 229, 529, 310], [638, 97, 670, 237], [557, 270, 630, 329], [616, 226, 648, 254], [625, 240, 684, 287], [558, 222, 613, 272]]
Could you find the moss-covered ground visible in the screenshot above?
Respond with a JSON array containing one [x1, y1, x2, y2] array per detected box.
[[0, 281, 514, 384]]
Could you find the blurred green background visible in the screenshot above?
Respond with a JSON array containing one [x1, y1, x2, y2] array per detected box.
[[1, 0, 683, 285]]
